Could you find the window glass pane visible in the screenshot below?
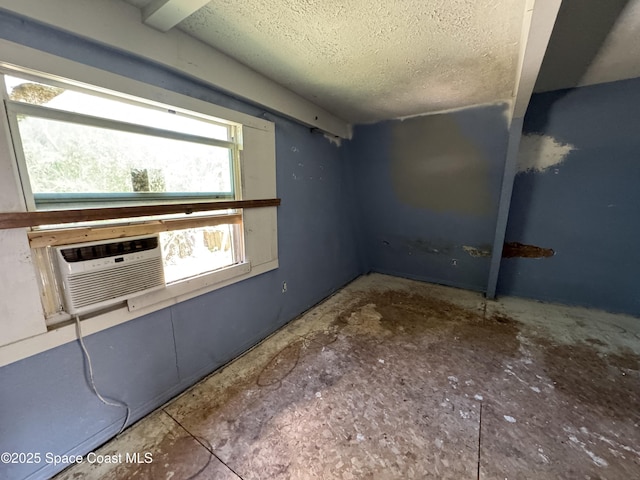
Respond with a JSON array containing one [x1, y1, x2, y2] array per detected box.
[[16, 115, 233, 200], [160, 225, 236, 283], [5, 75, 230, 141]]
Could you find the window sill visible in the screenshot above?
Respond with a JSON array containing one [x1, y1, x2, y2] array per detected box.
[[127, 261, 251, 312], [0, 259, 277, 367]]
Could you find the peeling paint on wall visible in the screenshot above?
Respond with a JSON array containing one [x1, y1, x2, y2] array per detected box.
[[387, 240, 494, 259], [463, 246, 492, 257], [502, 242, 554, 258], [391, 114, 492, 215], [404, 238, 453, 255], [324, 133, 342, 147], [517, 134, 576, 173]]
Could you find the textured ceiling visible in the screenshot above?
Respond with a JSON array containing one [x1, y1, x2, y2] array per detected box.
[[126, 0, 526, 123], [125, 0, 640, 124]]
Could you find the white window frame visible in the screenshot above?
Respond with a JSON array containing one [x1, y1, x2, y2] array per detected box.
[[3, 71, 241, 210], [0, 39, 278, 366]]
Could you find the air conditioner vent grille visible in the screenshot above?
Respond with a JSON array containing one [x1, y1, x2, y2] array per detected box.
[[55, 234, 165, 315], [67, 257, 164, 309]]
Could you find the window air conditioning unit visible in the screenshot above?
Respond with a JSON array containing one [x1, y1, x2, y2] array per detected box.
[[54, 235, 165, 315]]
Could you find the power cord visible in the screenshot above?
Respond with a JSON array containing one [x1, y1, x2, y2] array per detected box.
[[75, 315, 131, 435]]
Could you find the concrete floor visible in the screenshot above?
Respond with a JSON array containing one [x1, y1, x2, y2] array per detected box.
[[56, 274, 640, 479]]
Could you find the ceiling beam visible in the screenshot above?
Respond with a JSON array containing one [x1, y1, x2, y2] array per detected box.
[[510, 0, 564, 118], [143, 0, 210, 32], [485, 0, 562, 299]]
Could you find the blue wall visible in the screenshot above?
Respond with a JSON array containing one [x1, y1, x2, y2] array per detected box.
[[498, 77, 640, 316], [0, 12, 361, 480], [347, 105, 510, 291]]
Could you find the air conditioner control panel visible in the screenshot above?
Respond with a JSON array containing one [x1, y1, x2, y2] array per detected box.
[[55, 236, 162, 275]]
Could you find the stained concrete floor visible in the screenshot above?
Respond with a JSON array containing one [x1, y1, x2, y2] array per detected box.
[[57, 274, 640, 479]]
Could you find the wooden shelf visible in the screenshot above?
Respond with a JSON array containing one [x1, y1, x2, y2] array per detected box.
[[0, 198, 280, 229]]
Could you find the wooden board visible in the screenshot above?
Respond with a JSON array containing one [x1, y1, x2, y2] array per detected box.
[[0, 198, 280, 229], [28, 213, 243, 248]]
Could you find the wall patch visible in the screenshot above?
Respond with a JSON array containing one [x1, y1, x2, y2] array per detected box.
[[517, 134, 576, 173], [391, 114, 492, 215]]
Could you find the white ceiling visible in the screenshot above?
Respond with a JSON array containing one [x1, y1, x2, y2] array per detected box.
[[124, 0, 640, 124], [583, 0, 640, 86], [585, 1, 640, 83], [535, 0, 640, 93], [126, 0, 526, 123]]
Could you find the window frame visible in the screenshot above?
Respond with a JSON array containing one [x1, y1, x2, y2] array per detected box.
[[1, 66, 249, 320], [3, 72, 241, 210], [0, 39, 278, 366]]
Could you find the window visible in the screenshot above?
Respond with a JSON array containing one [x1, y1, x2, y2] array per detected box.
[[160, 224, 239, 284], [3, 74, 238, 209], [0, 65, 277, 329]]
